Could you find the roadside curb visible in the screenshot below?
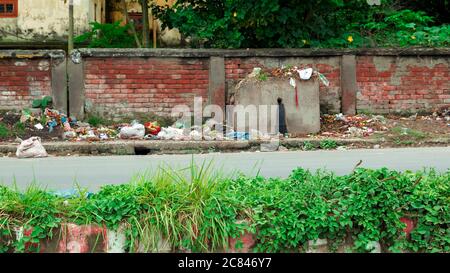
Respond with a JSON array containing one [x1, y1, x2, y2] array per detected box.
[[0, 138, 449, 156]]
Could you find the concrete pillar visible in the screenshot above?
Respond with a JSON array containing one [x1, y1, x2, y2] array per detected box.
[[68, 57, 85, 119], [208, 57, 225, 109], [341, 55, 357, 115], [51, 53, 68, 114]]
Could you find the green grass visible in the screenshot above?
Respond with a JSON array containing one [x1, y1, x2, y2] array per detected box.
[[391, 127, 427, 139], [0, 122, 10, 138], [390, 127, 427, 145], [85, 112, 175, 128], [87, 115, 108, 127], [12, 122, 26, 136]]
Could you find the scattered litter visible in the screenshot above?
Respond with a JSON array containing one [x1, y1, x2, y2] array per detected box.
[[278, 145, 289, 151], [16, 136, 48, 158], [289, 77, 296, 87], [50, 189, 93, 199], [315, 71, 330, 87], [299, 68, 313, 80], [235, 65, 330, 94], [99, 133, 109, 140], [157, 127, 185, 140], [226, 132, 250, 140], [335, 113, 348, 122], [189, 130, 202, 141], [63, 131, 77, 140], [34, 123, 44, 130], [144, 121, 161, 136], [321, 113, 388, 138]]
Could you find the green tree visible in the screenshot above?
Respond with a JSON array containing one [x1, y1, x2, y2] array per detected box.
[[152, 0, 449, 48]]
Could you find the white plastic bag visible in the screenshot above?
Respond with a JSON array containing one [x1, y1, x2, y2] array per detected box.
[[119, 122, 145, 139], [16, 137, 48, 158], [157, 127, 184, 140], [298, 68, 313, 80], [190, 130, 202, 141]]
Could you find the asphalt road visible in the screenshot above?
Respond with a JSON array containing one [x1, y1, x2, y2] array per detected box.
[[0, 147, 449, 191]]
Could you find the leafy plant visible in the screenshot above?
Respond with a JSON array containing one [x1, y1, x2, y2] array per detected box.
[[0, 123, 10, 139], [302, 141, 316, 151], [320, 139, 338, 150], [75, 21, 136, 48], [257, 71, 269, 81], [87, 115, 107, 127], [32, 96, 52, 111]]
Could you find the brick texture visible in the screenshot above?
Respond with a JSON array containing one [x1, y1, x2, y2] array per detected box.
[[1, 53, 448, 118], [0, 59, 52, 109], [356, 56, 450, 114], [84, 57, 209, 117]]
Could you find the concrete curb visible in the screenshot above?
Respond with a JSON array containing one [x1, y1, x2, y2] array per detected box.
[[0, 138, 449, 156], [10, 219, 415, 253]]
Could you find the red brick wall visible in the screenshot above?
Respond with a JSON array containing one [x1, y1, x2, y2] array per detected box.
[[1, 52, 448, 118], [84, 57, 209, 117], [0, 59, 52, 109], [356, 56, 450, 114], [225, 57, 341, 113]]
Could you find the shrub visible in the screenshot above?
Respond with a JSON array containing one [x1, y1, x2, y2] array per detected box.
[[0, 123, 10, 138], [75, 21, 136, 48], [0, 164, 448, 253]]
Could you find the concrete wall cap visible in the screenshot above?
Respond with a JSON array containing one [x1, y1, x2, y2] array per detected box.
[[77, 48, 450, 58]]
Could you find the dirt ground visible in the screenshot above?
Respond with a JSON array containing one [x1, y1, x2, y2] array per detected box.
[[0, 111, 63, 141], [319, 112, 449, 145]]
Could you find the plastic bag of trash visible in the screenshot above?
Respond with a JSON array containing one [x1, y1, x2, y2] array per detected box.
[[157, 127, 184, 140], [119, 121, 145, 139], [190, 130, 202, 141], [63, 131, 77, 140], [50, 189, 93, 199], [16, 136, 48, 158], [226, 132, 250, 140]]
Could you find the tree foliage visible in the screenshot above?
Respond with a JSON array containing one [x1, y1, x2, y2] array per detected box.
[[75, 21, 136, 48], [152, 0, 449, 48]]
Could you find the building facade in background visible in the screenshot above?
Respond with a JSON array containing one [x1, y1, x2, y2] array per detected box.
[[0, 0, 180, 47], [0, 0, 105, 44]]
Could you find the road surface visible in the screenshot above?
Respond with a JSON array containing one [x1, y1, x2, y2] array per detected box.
[[0, 147, 448, 191]]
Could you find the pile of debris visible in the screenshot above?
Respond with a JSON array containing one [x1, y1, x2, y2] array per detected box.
[[320, 113, 389, 138], [235, 66, 330, 91], [17, 108, 118, 142], [5, 104, 277, 142]]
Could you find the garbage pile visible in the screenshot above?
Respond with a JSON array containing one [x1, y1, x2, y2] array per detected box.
[[154, 121, 271, 141], [320, 113, 389, 138], [18, 108, 118, 142], [14, 104, 277, 142], [235, 66, 330, 90]]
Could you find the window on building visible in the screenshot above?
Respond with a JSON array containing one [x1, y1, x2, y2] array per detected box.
[[0, 0, 18, 18]]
